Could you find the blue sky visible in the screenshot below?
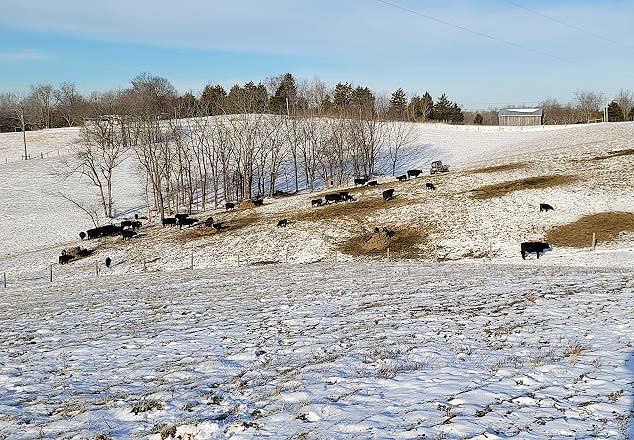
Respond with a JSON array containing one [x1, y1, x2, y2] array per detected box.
[[0, 0, 632, 109]]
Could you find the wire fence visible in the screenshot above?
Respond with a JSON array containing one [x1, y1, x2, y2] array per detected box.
[[1, 148, 72, 165]]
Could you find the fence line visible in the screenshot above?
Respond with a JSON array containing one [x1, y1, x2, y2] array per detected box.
[[1, 148, 72, 166]]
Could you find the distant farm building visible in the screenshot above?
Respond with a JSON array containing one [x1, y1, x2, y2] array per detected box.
[[498, 108, 544, 126]]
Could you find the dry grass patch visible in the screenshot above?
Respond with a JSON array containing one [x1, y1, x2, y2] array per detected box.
[[338, 227, 428, 258], [545, 212, 634, 248], [471, 175, 577, 200], [293, 196, 410, 223], [589, 148, 634, 161], [174, 214, 262, 242], [467, 162, 527, 174]]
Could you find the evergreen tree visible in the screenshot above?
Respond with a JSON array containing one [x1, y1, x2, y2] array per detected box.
[[432, 93, 452, 121], [449, 103, 464, 124], [269, 73, 297, 115], [333, 82, 353, 110], [408, 91, 434, 121], [351, 86, 375, 113], [320, 94, 333, 114], [474, 113, 484, 125], [389, 88, 407, 119], [200, 84, 226, 115], [607, 101, 624, 122]]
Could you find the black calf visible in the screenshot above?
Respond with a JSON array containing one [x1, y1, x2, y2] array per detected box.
[[325, 193, 342, 204], [253, 199, 264, 206], [397, 175, 407, 182], [354, 178, 368, 186], [407, 169, 422, 178], [539, 203, 554, 212], [311, 198, 323, 207], [131, 221, 142, 230], [521, 242, 551, 259], [426, 183, 436, 190], [122, 229, 137, 240], [382, 189, 395, 201], [79, 231, 86, 240], [277, 219, 288, 228], [105, 257, 112, 268], [366, 180, 378, 187], [179, 217, 198, 229], [162, 217, 177, 227], [121, 220, 133, 228], [225, 202, 236, 211], [59, 254, 73, 264]]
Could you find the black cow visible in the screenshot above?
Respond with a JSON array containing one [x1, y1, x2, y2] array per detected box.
[[382, 189, 395, 201], [121, 220, 133, 229], [162, 217, 177, 227], [86, 228, 99, 239], [225, 202, 236, 211], [131, 221, 142, 230], [521, 242, 551, 259], [105, 257, 112, 268], [277, 219, 288, 228], [407, 169, 422, 178], [101, 225, 122, 236], [382, 227, 395, 238], [311, 198, 323, 207], [79, 231, 86, 240], [122, 229, 137, 240], [59, 254, 73, 264], [354, 178, 368, 186], [253, 199, 264, 207], [212, 222, 224, 231], [204, 216, 215, 227], [175, 213, 189, 222], [397, 175, 407, 182], [179, 217, 198, 229], [426, 183, 436, 190], [540, 203, 554, 212], [366, 180, 378, 187], [325, 193, 342, 204], [339, 191, 352, 202]]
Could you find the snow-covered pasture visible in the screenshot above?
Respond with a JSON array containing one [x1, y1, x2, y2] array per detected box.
[[1, 262, 633, 439]]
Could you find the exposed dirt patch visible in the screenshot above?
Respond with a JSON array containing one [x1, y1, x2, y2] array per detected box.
[[545, 212, 634, 248], [293, 196, 411, 223], [471, 175, 578, 200], [338, 227, 428, 258], [589, 149, 634, 161], [238, 199, 257, 210], [467, 162, 528, 174]]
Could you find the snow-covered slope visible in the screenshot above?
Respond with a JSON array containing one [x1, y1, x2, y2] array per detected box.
[[1, 262, 633, 439]]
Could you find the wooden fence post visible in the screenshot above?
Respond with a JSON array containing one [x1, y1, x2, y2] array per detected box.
[[190, 253, 194, 270], [3, 273, 6, 288], [592, 233, 597, 251], [95, 261, 99, 277], [387, 247, 390, 261], [237, 253, 240, 267], [143, 259, 147, 272], [285, 248, 289, 264], [49, 264, 53, 283]]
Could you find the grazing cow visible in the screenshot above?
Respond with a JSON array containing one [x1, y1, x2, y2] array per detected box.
[[105, 257, 111, 268], [122, 229, 137, 240], [175, 214, 189, 223], [311, 198, 323, 207], [339, 191, 352, 202], [121, 220, 133, 229], [59, 254, 73, 264], [407, 169, 422, 178], [325, 193, 342, 204], [79, 231, 86, 240], [277, 219, 288, 228], [382, 189, 395, 201], [540, 203, 554, 212], [179, 217, 198, 229], [212, 222, 224, 231], [397, 175, 407, 182], [426, 183, 436, 190], [225, 202, 236, 211], [253, 199, 264, 206], [382, 227, 395, 238], [86, 228, 99, 239], [131, 221, 142, 230], [162, 217, 177, 227], [520, 242, 551, 260], [354, 177, 368, 186], [204, 216, 215, 227], [366, 180, 378, 187]]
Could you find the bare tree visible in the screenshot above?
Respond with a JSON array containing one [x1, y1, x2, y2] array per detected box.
[[385, 121, 416, 176], [575, 90, 604, 123], [29, 84, 54, 129], [54, 82, 85, 127], [614, 89, 634, 121]]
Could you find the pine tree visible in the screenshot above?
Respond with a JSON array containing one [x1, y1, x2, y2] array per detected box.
[[432, 93, 452, 121], [269, 73, 297, 115], [449, 103, 464, 124], [351, 86, 375, 114], [320, 94, 333, 114], [333, 82, 353, 110], [389, 88, 407, 119], [419, 92, 433, 121], [607, 101, 624, 122], [200, 84, 227, 115], [474, 113, 484, 125]]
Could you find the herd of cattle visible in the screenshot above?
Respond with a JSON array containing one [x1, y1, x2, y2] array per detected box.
[[57, 166, 560, 265]]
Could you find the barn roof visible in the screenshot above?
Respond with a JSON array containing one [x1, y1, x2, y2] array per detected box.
[[499, 108, 543, 117]]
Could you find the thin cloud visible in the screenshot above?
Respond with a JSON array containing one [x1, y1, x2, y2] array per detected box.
[[0, 49, 51, 61]]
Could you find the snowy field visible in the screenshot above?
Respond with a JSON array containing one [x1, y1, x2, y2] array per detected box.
[[1, 262, 633, 439], [1, 121, 634, 438]]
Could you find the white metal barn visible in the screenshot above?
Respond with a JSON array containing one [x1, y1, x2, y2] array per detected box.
[[498, 108, 544, 126]]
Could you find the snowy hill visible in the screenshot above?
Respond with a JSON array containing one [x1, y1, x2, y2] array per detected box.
[[1, 121, 633, 439]]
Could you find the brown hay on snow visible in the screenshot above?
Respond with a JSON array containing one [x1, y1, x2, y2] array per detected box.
[[471, 175, 577, 200], [293, 196, 410, 223], [589, 149, 634, 161], [467, 162, 527, 174], [339, 227, 428, 258], [545, 212, 634, 248]]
